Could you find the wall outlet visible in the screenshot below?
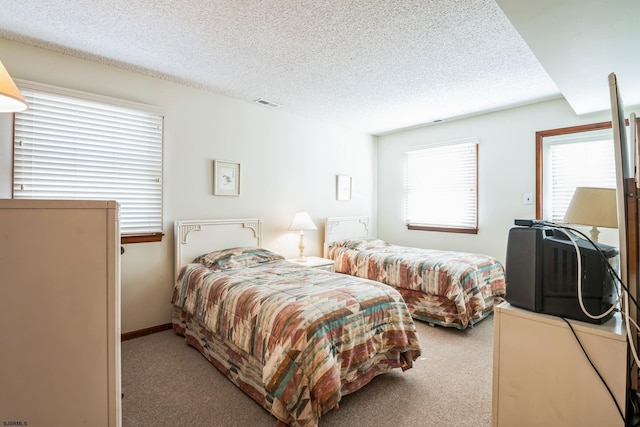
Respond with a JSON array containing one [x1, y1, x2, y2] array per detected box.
[[523, 193, 533, 205]]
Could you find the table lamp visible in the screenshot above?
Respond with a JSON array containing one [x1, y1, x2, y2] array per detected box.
[[563, 187, 618, 243], [0, 60, 28, 112], [289, 211, 317, 262]]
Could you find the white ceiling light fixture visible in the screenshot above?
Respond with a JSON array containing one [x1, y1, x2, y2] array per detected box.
[[0, 60, 28, 112]]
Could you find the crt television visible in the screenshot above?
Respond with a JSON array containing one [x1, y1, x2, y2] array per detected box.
[[505, 223, 618, 324]]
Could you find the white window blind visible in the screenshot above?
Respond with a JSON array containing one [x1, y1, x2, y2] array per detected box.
[[543, 129, 616, 222], [13, 84, 164, 235], [405, 138, 478, 230]]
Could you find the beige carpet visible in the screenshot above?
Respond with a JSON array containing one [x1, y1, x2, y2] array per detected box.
[[121, 316, 494, 427]]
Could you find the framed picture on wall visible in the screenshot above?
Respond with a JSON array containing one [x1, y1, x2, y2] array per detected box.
[[214, 160, 241, 196], [336, 174, 352, 201]]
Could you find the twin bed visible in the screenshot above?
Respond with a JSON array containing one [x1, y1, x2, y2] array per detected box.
[[171, 216, 505, 426], [172, 218, 422, 427], [324, 216, 506, 329]]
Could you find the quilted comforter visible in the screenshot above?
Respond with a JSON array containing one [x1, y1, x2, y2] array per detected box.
[[328, 239, 506, 329], [172, 252, 421, 427]]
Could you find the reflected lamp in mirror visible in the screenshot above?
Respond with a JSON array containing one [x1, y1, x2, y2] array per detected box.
[[0, 60, 27, 113], [563, 187, 618, 243], [288, 211, 317, 262]]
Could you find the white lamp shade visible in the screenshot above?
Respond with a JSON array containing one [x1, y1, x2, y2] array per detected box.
[[289, 212, 317, 231], [563, 187, 618, 228], [0, 60, 27, 113]]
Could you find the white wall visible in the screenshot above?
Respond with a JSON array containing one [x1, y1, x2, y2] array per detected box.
[[377, 98, 620, 263], [0, 39, 377, 333]]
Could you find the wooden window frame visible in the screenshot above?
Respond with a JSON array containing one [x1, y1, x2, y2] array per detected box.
[[12, 81, 164, 244], [536, 118, 640, 220], [405, 139, 478, 234]]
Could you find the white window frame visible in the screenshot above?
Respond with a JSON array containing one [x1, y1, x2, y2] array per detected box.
[[12, 80, 164, 242], [405, 137, 478, 234]]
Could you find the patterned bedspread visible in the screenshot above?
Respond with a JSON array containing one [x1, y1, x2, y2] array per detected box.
[[328, 239, 506, 329], [172, 250, 421, 427]]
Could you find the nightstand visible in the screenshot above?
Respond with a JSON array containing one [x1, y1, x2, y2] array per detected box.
[[286, 256, 335, 272]]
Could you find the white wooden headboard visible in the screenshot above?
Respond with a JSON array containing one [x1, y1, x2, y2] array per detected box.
[[323, 216, 371, 257], [174, 218, 262, 280]]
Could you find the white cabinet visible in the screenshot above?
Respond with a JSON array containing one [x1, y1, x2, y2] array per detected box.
[[492, 302, 627, 427], [0, 199, 121, 427]]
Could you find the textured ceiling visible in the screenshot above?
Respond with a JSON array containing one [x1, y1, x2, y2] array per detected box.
[[0, 0, 563, 134]]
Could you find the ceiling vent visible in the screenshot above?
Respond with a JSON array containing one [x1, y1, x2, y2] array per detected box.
[[254, 98, 280, 108]]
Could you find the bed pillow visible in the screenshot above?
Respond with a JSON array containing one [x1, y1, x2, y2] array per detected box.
[[193, 247, 284, 270], [330, 238, 365, 249], [355, 238, 388, 250], [331, 238, 388, 250]]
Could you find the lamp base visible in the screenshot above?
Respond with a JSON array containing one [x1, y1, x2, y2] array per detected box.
[[589, 226, 600, 243], [297, 231, 306, 262]]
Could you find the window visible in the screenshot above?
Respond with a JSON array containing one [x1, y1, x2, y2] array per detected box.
[[537, 124, 616, 223], [405, 138, 478, 233], [13, 81, 164, 243], [537, 119, 640, 224], [537, 118, 640, 223]]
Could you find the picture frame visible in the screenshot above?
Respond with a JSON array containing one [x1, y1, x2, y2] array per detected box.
[[213, 160, 241, 196], [336, 174, 352, 201]]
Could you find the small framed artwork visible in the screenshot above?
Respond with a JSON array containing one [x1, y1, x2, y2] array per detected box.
[[214, 160, 240, 196], [336, 174, 352, 201]]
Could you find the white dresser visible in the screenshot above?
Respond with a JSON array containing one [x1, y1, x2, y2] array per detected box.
[[0, 199, 121, 427], [492, 302, 627, 427]]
